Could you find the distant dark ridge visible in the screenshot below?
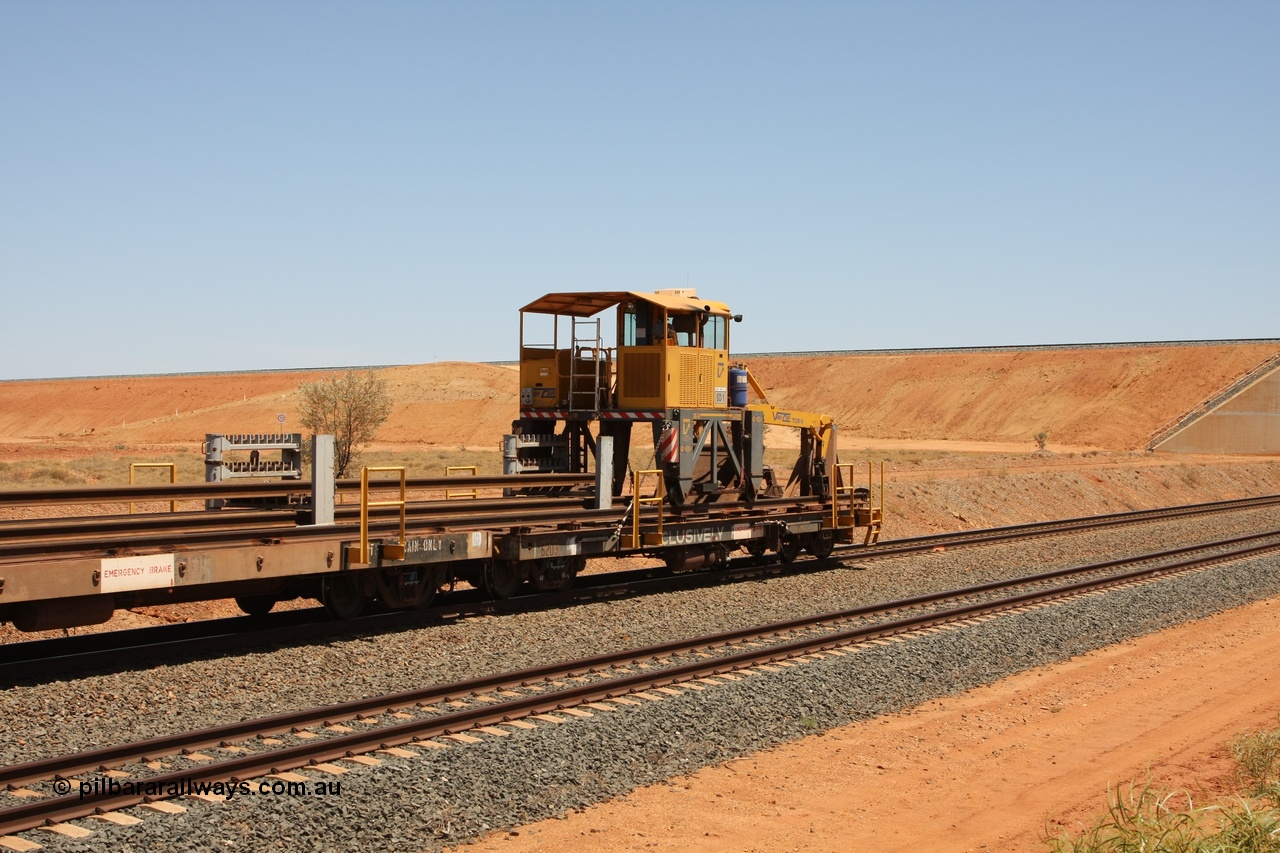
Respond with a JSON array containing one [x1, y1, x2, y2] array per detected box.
[[6, 339, 1280, 383]]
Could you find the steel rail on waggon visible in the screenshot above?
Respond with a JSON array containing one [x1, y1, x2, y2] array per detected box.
[[0, 290, 884, 633]]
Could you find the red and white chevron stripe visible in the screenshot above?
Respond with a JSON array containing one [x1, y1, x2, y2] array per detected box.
[[600, 411, 665, 420], [519, 410, 667, 421], [659, 425, 679, 463]]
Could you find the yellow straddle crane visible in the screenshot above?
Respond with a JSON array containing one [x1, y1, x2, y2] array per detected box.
[[739, 366, 882, 544]]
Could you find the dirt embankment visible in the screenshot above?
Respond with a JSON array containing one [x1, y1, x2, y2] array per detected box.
[[745, 344, 1280, 450], [3, 344, 1277, 457], [0, 363, 519, 457]]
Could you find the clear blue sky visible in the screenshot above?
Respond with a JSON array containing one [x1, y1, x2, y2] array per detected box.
[[2, 1, 1276, 380]]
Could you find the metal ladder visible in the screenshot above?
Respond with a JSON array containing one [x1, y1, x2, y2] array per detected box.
[[568, 317, 606, 412]]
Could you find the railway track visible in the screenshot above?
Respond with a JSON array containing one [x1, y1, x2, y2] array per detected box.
[[5, 494, 1280, 682], [4, 481, 1276, 561], [3, 523, 1280, 838]]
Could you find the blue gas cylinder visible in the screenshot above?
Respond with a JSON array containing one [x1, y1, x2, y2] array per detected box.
[[729, 367, 749, 408]]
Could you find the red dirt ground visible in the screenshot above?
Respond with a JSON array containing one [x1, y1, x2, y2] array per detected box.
[[4, 344, 1280, 849]]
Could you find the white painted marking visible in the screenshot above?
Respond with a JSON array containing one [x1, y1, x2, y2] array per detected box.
[[100, 554, 175, 593]]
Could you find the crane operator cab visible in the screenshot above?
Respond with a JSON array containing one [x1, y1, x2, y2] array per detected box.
[[517, 288, 738, 414], [512, 289, 748, 502]]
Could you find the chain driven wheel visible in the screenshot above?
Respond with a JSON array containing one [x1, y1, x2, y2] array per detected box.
[[483, 561, 524, 600], [234, 595, 277, 617], [322, 573, 367, 620], [804, 530, 836, 559], [777, 534, 802, 564]]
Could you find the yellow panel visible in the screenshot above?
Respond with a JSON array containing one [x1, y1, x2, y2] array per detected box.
[[618, 349, 664, 408], [673, 349, 728, 408], [612, 346, 731, 410], [520, 352, 561, 409]]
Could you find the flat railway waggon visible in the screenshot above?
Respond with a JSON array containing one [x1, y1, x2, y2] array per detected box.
[[0, 290, 882, 632]]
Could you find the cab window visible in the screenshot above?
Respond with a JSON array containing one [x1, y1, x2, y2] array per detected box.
[[623, 303, 653, 346], [703, 315, 727, 350]]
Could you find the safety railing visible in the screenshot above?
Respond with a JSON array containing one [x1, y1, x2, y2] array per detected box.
[[832, 462, 856, 530], [832, 461, 884, 545], [629, 469, 665, 549], [444, 465, 479, 499], [129, 463, 177, 514], [350, 466, 407, 565]]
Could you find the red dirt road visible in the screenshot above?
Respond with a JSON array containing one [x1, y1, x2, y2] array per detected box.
[[467, 597, 1280, 852]]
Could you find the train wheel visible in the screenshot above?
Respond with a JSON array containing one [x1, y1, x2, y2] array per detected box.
[[804, 531, 835, 559], [234, 595, 276, 617], [375, 568, 437, 610], [664, 547, 705, 573], [322, 574, 367, 620], [484, 561, 524, 600], [777, 534, 802, 564], [531, 557, 581, 593]]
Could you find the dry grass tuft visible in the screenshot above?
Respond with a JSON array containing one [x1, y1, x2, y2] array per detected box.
[[1046, 720, 1280, 852]]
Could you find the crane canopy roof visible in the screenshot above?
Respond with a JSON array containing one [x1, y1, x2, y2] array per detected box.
[[521, 290, 732, 318]]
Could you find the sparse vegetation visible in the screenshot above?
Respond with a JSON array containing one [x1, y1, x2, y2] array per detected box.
[[1035, 430, 1049, 451], [296, 371, 393, 478], [1233, 723, 1280, 799], [0, 454, 205, 489], [354, 448, 504, 478], [1046, 718, 1280, 852]]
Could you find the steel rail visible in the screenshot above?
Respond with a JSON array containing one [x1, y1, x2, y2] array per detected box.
[[0, 495, 826, 560], [0, 504, 625, 558], [6, 486, 1277, 560], [0, 510, 302, 541], [3, 529, 1280, 835], [840, 493, 1280, 560], [862, 493, 1280, 550], [8, 487, 1280, 562], [0, 481, 306, 507], [0, 496, 590, 545], [0, 473, 593, 508]]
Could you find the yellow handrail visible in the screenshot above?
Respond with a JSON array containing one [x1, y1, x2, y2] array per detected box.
[[630, 469, 665, 549], [129, 463, 177, 514], [444, 465, 479, 499], [832, 461, 855, 529], [873, 460, 884, 520], [865, 461, 885, 545], [352, 466, 407, 565]]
